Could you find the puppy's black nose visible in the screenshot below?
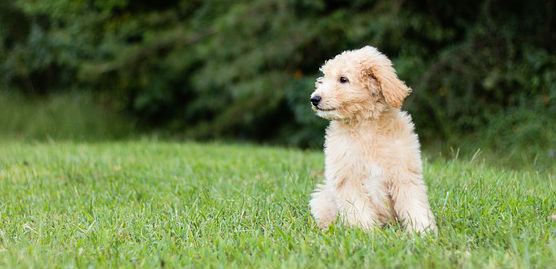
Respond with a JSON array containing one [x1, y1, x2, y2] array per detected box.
[[310, 95, 321, 106]]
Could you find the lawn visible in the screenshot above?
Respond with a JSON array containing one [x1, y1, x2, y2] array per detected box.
[[0, 141, 555, 268]]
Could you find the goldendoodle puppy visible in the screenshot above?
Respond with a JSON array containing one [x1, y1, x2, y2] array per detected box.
[[309, 46, 437, 233]]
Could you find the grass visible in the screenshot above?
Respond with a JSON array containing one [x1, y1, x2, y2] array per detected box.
[[0, 91, 135, 141], [1, 140, 555, 268]]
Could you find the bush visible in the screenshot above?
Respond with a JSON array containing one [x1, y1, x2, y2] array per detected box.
[[1, 0, 554, 149]]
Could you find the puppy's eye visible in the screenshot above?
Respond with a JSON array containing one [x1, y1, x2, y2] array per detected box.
[[339, 76, 349, 83]]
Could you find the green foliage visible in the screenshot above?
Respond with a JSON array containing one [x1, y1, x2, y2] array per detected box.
[[1, 141, 555, 268], [1, 0, 554, 149]]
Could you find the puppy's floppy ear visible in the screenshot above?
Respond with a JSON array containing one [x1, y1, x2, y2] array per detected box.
[[370, 65, 412, 108]]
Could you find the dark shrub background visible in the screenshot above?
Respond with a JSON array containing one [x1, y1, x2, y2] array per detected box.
[[1, 0, 554, 150]]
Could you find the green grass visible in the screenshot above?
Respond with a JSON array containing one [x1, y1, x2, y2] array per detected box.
[[1, 140, 555, 268], [0, 92, 135, 140]]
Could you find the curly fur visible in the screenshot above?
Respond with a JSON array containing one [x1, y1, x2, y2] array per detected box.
[[309, 46, 437, 233]]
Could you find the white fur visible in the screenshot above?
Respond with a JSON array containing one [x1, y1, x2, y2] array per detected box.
[[309, 46, 437, 233]]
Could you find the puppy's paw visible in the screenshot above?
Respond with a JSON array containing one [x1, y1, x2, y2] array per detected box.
[[309, 190, 338, 230], [406, 218, 437, 235]]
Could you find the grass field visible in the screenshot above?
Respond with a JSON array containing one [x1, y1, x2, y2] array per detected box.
[[0, 141, 555, 268]]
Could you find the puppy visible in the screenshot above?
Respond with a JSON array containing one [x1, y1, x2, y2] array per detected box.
[[309, 46, 437, 233]]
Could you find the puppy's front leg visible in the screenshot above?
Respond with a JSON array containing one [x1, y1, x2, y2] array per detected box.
[[335, 192, 378, 231], [309, 183, 338, 229], [391, 175, 437, 234]]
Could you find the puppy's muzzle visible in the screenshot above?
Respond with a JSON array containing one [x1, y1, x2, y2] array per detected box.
[[310, 95, 321, 106]]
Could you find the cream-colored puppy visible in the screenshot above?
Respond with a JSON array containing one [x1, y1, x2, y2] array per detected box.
[[309, 46, 437, 233]]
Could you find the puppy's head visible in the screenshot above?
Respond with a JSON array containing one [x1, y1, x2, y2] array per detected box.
[[310, 46, 411, 120]]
